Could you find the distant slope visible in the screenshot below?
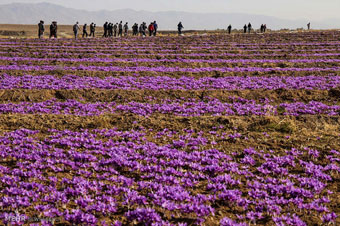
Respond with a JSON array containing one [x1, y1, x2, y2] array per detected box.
[[0, 2, 338, 30]]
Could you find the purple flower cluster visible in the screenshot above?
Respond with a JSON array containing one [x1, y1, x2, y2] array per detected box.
[[1, 64, 340, 73], [3, 56, 340, 64], [1, 74, 339, 90], [0, 128, 338, 225], [0, 98, 338, 116]]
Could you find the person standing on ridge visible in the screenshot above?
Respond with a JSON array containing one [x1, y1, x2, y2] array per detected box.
[[113, 23, 118, 37], [73, 22, 80, 39], [124, 22, 129, 36], [143, 22, 147, 36], [109, 23, 114, 37], [103, 22, 108, 37], [38, 20, 45, 39], [132, 23, 138, 36], [148, 22, 154, 36], [135, 23, 139, 36], [111, 23, 114, 37], [243, 24, 247, 33], [264, 24, 267, 32], [307, 22, 311, 30], [178, 22, 184, 35], [50, 21, 57, 38], [139, 23, 143, 36], [118, 21, 123, 37], [82, 23, 88, 38], [49, 22, 54, 38], [140, 22, 146, 37], [153, 21, 158, 36], [132, 23, 135, 36], [247, 22, 252, 33], [227, 24, 232, 34], [107, 23, 111, 37], [54, 22, 58, 38], [89, 23, 96, 37]]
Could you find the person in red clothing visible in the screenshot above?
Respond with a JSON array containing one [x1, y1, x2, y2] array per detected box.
[[148, 22, 154, 36]]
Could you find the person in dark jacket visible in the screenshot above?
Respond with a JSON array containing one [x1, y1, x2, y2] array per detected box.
[[108, 23, 113, 37], [307, 22, 311, 30], [118, 21, 123, 37], [38, 20, 45, 39], [113, 23, 118, 37], [107, 23, 111, 37], [143, 22, 147, 36], [73, 22, 80, 39], [53, 21, 58, 38], [103, 22, 108, 37], [243, 24, 247, 33], [50, 21, 57, 38], [139, 22, 146, 37], [49, 23, 53, 38], [124, 22, 129, 36], [83, 23, 88, 38], [138, 23, 143, 36], [178, 22, 184, 35], [227, 24, 232, 34], [248, 22, 252, 33], [132, 23, 138, 36], [153, 21, 158, 36], [89, 23, 96, 37]]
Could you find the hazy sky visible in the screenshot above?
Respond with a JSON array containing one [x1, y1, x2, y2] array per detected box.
[[1, 0, 339, 21]]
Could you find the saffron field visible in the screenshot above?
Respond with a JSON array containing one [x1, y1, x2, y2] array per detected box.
[[0, 31, 339, 225]]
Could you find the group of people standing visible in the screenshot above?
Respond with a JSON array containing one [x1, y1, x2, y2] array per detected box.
[[81, 23, 97, 38], [38, 20, 57, 39], [38, 20, 314, 39], [227, 23, 267, 34], [37, 20, 183, 39], [37, 20, 263, 39], [227, 23, 266, 34], [102, 21, 127, 37], [132, 21, 159, 37], [243, 23, 253, 33], [78, 21, 160, 38], [260, 24, 267, 33], [100, 21, 159, 38]]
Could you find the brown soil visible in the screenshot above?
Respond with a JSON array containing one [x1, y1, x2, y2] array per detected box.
[[0, 89, 336, 104]]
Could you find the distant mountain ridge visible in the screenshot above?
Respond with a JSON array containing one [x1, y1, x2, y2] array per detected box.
[[0, 2, 338, 30]]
